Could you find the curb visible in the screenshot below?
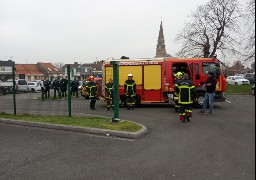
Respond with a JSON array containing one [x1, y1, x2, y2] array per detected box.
[[0, 118, 148, 139]]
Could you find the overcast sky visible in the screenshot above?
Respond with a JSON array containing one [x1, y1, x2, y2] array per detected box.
[[0, 0, 247, 65]]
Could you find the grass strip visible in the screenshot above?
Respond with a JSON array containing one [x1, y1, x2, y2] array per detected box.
[[225, 85, 253, 94], [0, 113, 142, 133]]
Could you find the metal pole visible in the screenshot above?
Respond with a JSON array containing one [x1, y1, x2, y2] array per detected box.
[[12, 66, 16, 115], [111, 61, 120, 122], [67, 65, 71, 117]]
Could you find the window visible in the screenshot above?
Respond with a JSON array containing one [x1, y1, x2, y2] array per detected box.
[[18, 80, 27, 85], [48, 68, 52, 72], [202, 63, 217, 75]]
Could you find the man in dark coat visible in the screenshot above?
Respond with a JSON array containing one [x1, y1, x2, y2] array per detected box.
[[60, 76, 68, 98], [71, 77, 80, 98], [200, 72, 217, 116], [52, 77, 61, 99]]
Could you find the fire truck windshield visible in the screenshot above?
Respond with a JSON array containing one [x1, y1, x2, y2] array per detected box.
[[202, 62, 217, 75]]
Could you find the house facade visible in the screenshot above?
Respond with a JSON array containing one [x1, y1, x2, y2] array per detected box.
[[15, 63, 63, 82]]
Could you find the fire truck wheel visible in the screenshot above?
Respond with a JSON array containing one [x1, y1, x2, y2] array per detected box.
[[135, 96, 141, 107], [194, 93, 205, 109]]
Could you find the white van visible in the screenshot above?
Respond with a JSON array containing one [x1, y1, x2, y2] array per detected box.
[[7, 79, 29, 93]]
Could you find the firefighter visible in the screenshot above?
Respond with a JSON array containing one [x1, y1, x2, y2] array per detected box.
[[52, 77, 61, 99], [174, 73, 195, 123], [124, 74, 136, 110], [81, 78, 88, 98], [174, 72, 184, 112], [86, 75, 98, 110], [105, 78, 114, 111]]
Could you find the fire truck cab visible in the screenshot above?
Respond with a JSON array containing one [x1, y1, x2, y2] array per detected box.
[[103, 57, 226, 108]]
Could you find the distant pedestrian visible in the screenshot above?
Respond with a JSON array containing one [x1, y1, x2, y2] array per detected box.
[[86, 75, 98, 110], [60, 76, 68, 99], [44, 77, 51, 99], [40, 77, 46, 101], [52, 77, 61, 99], [124, 74, 136, 110], [105, 78, 114, 111], [71, 77, 80, 98], [200, 72, 217, 116]]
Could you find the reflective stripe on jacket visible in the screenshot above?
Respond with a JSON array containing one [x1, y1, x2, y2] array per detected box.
[[174, 80, 195, 104]]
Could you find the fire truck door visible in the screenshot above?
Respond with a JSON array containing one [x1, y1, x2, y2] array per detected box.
[[143, 65, 163, 102], [192, 63, 201, 86]]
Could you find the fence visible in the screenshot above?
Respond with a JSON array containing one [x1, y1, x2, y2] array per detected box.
[[0, 65, 116, 120]]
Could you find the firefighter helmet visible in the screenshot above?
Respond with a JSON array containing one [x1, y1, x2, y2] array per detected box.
[[176, 72, 183, 79]]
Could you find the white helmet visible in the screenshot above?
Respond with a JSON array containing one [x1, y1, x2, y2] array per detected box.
[[128, 74, 133, 77]]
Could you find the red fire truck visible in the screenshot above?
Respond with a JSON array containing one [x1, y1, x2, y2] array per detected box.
[[103, 57, 227, 108]]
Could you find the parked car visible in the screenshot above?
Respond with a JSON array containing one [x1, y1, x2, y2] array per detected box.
[[0, 80, 13, 94], [226, 76, 250, 85], [252, 85, 255, 95], [244, 73, 255, 84], [28, 82, 41, 93], [7, 79, 29, 93]]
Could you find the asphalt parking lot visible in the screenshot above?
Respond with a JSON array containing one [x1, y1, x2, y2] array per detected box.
[[0, 93, 255, 180]]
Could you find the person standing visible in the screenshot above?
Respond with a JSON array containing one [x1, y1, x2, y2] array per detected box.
[[174, 72, 184, 112], [174, 73, 195, 123], [105, 78, 114, 111], [124, 74, 136, 110], [52, 77, 61, 99], [215, 63, 221, 79], [86, 76, 98, 110], [200, 72, 217, 116], [60, 76, 68, 99], [40, 77, 46, 101], [71, 77, 80, 98], [44, 77, 51, 99]]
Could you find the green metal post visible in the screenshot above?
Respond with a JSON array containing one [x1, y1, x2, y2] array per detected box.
[[67, 65, 71, 117], [12, 66, 16, 115], [111, 61, 120, 122]]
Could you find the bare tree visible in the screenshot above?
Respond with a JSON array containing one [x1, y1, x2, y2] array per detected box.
[[53, 62, 64, 69], [176, 0, 242, 58]]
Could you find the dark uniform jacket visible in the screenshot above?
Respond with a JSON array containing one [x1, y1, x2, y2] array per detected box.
[[52, 80, 60, 89], [60, 79, 68, 90], [71, 80, 80, 89], [204, 77, 217, 93], [86, 81, 98, 99], [124, 79, 136, 97], [175, 79, 195, 104], [105, 82, 114, 99], [44, 80, 51, 90]]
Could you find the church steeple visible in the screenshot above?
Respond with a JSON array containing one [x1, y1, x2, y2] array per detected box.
[[155, 21, 167, 58]]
